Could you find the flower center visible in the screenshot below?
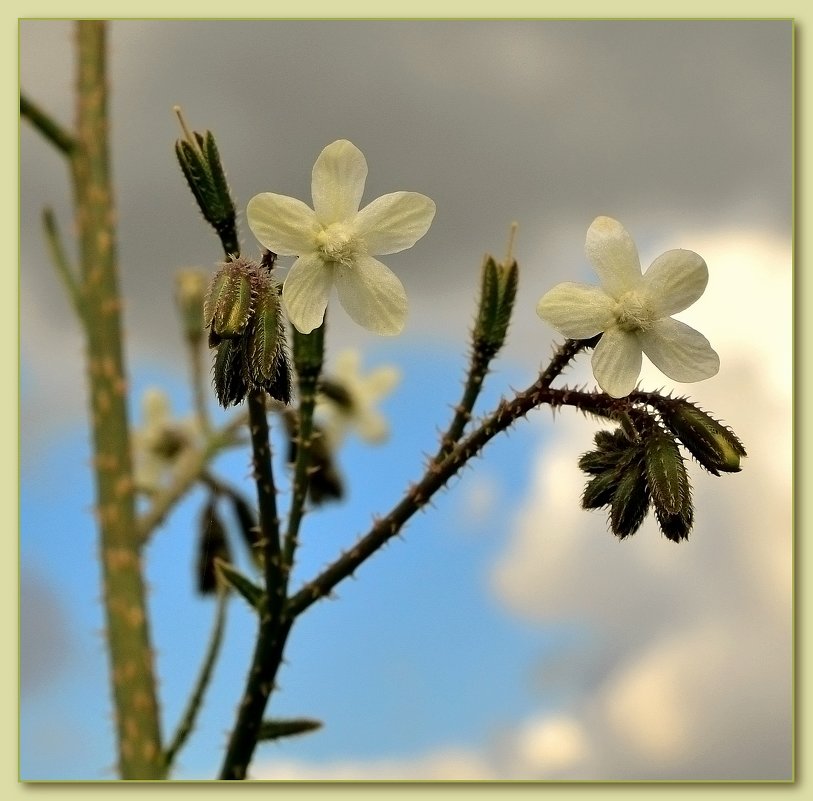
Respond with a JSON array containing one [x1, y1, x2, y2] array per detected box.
[[614, 291, 655, 333], [315, 223, 363, 267]]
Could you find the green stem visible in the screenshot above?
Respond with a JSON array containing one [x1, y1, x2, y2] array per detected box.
[[434, 347, 492, 461], [70, 21, 164, 778], [284, 326, 324, 570], [218, 617, 293, 779], [20, 92, 76, 156], [163, 587, 229, 772], [41, 208, 84, 321], [287, 339, 590, 619]]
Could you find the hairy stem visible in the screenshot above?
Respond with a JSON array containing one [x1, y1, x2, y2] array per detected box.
[[434, 347, 492, 460], [70, 21, 164, 778], [288, 339, 589, 618], [284, 326, 324, 570]]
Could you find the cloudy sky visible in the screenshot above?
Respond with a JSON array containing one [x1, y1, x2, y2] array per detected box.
[[20, 20, 792, 781]]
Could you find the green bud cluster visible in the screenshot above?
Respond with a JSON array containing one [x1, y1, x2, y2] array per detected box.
[[204, 257, 291, 407], [473, 254, 518, 357], [579, 423, 694, 542]]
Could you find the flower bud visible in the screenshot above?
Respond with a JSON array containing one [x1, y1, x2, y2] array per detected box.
[[247, 275, 292, 405], [644, 427, 694, 542], [660, 400, 746, 475], [204, 259, 254, 340], [212, 337, 249, 407], [609, 453, 650, 539], [473, 254, 518, 356], [197, 497, 232, 595], [175, 119, 237, 252]]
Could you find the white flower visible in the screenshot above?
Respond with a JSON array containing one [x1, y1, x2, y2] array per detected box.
[[317, 350, 401, 449], [132, 389, 199, 492], [246, 139, 436, 336], [536, 216, 719, 398]]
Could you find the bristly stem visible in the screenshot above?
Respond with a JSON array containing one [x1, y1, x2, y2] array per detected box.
[[163, 586, 229, 771], [20, 92, 76, 156], [70, 21, 164, 778], [287, 339, 591, 619], [434, 347, 492, 460], [284, 325, 325, 571]]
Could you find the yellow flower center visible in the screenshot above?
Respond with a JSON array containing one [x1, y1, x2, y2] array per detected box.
[[615, 291, 655, 333], [315, 223, 363, 267]]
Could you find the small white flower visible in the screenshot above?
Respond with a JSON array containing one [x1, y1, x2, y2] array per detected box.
[[246, 139, 436, 336], [317, 350, 401, 449], [536, 216, 719, 398], [132, 389, 199, 492]]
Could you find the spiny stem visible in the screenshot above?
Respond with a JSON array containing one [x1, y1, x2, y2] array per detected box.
[[246, 390, 283, 599], [218, 617, 293, 779], [71, 21, 164, 778], [434, 348, 491, 460], [20, 92, 76, 156], [287, 340, 591, 619], [163, 587, 229, 771], [41, 208, 84, 321], [284, 325, 324, 571]]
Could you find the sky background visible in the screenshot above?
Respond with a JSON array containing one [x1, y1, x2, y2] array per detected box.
[[19, 20, 792, 780]]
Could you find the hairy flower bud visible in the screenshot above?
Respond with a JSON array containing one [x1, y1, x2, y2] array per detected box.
[[175, 114, 237, 252], [197, 497, 232, 595], [204, 259, 255, 340], [660, 400, 746, 475], [645, 427, 694, 542], [609, 452, 650, 539], [474, 253, 518, 357]]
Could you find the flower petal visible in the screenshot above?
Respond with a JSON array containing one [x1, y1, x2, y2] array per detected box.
[[247, 193, 319, 256], [334, 255, 407, 335], [642, 249, 708, 318], [282, 253, 334, 334], [536, 282, 615, 339], [591, 326, 643, 398], [365, 365, 401, 397], [356, 408, 389, 443], [311, 140, 368, 225], [639, 318, 720, 383], [354, 192, 436, 255], [585, 216, 643, 298]]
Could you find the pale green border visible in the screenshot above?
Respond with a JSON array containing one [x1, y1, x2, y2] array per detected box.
[[9, 3, 805, 799]]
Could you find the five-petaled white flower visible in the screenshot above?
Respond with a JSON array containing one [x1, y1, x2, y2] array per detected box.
[[536, 216, 719, 398], [246, 140, 436, 336], [317, 349, 401, 449]]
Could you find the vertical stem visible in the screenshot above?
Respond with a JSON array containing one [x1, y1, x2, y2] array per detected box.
[[284, 325, 324, 570], [71, 21, 163, 779]]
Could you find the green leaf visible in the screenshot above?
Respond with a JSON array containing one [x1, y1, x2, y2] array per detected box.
[[214, 558, 264, 611], [257, 718, 323, 741]]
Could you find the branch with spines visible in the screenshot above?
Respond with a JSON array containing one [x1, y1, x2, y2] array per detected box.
[[23, 21, 165, 779]]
